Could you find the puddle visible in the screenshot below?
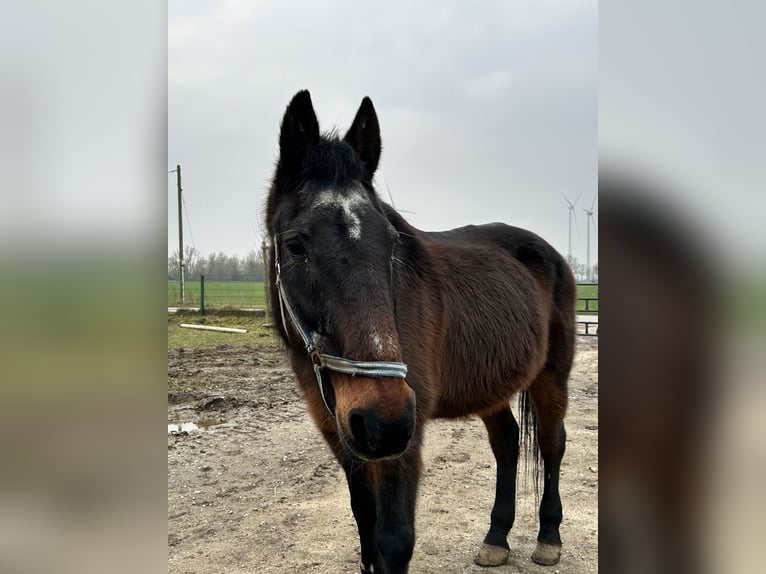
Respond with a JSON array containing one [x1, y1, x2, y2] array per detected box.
[[168, 418, 227, 434]]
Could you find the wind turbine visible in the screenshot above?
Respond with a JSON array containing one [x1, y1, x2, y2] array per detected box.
[[561, 192, 582, 260], [582, 195, 597, 282]]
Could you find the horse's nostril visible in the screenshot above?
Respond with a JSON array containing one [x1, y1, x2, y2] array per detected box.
[[348, 409, 371, 445]]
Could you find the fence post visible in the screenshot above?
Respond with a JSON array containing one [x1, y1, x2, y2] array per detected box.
[[200, 275, 205, 316]]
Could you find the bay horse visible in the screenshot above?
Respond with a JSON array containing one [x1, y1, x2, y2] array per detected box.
[[265, 90, 576, 574]]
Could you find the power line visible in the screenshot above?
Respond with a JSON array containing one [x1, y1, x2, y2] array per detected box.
[[182, 193, 196, 250]]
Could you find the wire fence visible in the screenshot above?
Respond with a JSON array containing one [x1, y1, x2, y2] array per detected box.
[[169, 276, 598, 322], [575, 282, 599, 336], [168, 276, 268, 311]]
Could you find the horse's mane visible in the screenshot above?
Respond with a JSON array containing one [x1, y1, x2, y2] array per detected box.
[[301, 132, 364, 188]]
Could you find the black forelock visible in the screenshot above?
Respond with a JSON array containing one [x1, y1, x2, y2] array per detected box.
[[301, 133, 365, 188]]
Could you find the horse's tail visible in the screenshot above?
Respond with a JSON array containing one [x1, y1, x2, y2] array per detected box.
[[518, 390, 541, 496]]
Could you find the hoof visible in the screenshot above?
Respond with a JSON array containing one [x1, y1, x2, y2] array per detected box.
[[474, 543, 509, 567], [531, 541, 562, 565]]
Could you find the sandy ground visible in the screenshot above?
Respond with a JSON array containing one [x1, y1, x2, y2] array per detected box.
[[168, 337, 597, 573]]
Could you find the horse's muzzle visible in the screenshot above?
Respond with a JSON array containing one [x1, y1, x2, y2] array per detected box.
[[344, 396, 416, 460]]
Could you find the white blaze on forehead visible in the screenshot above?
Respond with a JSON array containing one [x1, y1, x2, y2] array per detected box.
[[371, 332, 382, 354], [369, 329, 399, 358], [314, 190, 368, 239]]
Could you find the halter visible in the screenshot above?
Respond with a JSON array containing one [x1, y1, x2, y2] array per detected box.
[[273, 235, 408, 417]]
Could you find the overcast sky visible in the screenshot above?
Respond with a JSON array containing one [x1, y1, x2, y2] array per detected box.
[[168, 0, 598, 263]]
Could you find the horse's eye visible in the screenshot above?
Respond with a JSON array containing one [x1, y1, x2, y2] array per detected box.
[[284, 238, 307, 260]]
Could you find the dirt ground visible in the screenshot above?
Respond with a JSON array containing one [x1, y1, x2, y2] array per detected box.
[[168, 337, 598, 574]]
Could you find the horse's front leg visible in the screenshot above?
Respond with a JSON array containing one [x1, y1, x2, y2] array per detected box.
[[322, 429, 421, 574], [372, 446, 421, 574], [344, 462, 382, 573], [320, 427, 382, 573]]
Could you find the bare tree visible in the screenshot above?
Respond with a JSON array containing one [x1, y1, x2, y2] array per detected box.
[[168, 252, 179, 280], [168, 249, 266, 281], [183, 245, 200, 278], [566, 255, 592, 283], [242, 250, 265, 280]]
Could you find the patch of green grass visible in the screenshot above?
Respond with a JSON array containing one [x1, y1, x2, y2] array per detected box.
[[168, 309, 279, 349], [576, 283, 599, 314], [168, 280, 266, 308], [169, 281, 599, 315], [725, 276, 766, 333]]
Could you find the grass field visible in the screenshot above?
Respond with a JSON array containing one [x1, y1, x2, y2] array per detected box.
[[168, 309, 278, 349], [168, 283, 599, 349], [576, 283, 599, 314], [169, 279, 598, 317]]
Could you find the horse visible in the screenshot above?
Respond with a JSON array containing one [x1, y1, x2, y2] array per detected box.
[[265, 90, 576, 574]]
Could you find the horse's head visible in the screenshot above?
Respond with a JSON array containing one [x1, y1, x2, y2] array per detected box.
[[266, 90, 415, 461]]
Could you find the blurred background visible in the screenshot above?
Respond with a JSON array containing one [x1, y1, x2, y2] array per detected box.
[[600, 2, 765, 572], [1, 1, 764, 573]]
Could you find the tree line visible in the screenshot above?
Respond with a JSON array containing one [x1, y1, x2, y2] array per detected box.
[[168, 246, 597, 284], [168, 246, 266, 281], [566, 256, 598, 283]]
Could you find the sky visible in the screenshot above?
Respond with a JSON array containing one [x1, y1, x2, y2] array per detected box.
[[168, 0, 598, 263]]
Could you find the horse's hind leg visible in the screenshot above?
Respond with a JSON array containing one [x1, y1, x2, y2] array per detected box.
[[475, 405, 520, 567], [527, 367, 569, 566]]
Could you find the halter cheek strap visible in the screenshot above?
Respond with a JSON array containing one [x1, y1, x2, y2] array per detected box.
[[273, 235, 408, 417]]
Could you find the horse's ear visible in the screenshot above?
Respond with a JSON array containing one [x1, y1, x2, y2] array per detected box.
[[344, 96, 381, 179], [279, 90, 320, 177]]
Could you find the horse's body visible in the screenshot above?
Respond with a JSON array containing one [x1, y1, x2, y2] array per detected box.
[[266, 91, 576, 574]]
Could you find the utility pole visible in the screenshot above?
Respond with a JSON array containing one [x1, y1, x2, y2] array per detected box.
[[174, 164, 185, 304]]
